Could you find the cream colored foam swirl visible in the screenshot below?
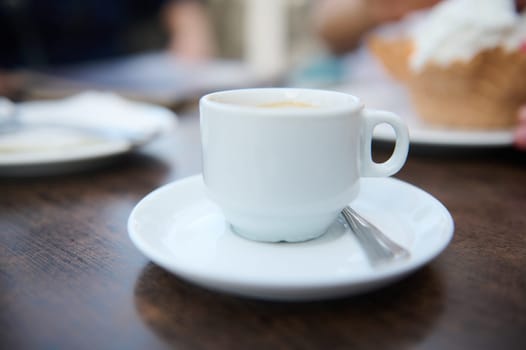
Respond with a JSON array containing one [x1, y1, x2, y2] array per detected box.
[[410, 0, 525, 71]]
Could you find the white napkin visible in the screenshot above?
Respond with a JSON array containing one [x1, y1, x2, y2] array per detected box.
[[0, 92, 176, 156]]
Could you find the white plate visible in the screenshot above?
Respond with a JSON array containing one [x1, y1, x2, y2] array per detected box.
[[128, 175, 454, 301], [333, 49, 515, 147], [0, 92, 177, 176]]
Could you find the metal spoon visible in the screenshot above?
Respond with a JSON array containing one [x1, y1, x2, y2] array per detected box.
[[0, 97, 154, 147], [341, 206, 410, 266]]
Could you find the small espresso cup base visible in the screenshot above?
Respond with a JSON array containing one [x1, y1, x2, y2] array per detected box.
[[230, 224, 328, 243], [226, 211, 338, 243]]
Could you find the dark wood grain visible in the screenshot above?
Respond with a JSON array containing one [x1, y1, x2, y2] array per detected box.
[[1, 111, 525, 350]]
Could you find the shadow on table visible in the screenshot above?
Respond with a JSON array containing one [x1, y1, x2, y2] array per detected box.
[[134, 263, 445, 349], [0, 151, 172, 182], [0, 152, 175, 208]]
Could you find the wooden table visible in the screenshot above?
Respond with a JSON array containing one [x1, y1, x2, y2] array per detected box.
[[1, 110, 525, 350]]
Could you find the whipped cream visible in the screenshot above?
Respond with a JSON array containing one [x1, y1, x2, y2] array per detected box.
[[410, 0, 526, 71]]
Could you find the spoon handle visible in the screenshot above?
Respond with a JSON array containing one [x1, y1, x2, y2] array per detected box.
[[341, 206, 410, 266]]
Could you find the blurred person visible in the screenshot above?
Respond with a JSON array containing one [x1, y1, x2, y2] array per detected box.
[[314, 0, 526, 149], [516, 107, 526, 150], [516, 0, 526, 150], [163, 0, 216, 60], [313, 0, 441, 55], [0, 0, 215, 96]]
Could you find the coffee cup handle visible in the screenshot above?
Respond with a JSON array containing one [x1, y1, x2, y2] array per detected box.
[[360, 109, 410, 177]]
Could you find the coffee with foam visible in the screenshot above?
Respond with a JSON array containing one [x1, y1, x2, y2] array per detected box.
[[258, 101, 317, 108]]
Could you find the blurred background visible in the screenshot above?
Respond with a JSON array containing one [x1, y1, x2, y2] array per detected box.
[[0, 0, 326, 105], [1, 0, 525, 150]]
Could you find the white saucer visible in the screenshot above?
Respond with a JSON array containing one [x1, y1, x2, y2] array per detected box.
[[128, 175, 454, 301], [0, 92, 176, 176]]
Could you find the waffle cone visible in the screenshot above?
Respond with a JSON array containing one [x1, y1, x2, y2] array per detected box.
[[368, 37, 526, 129], [368, 36, 413, 81]]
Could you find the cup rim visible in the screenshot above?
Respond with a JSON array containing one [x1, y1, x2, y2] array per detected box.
[[200, 88, 364, 117]]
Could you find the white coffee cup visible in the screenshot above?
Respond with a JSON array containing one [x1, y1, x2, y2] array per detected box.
[[200, 88, 409, 242]]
